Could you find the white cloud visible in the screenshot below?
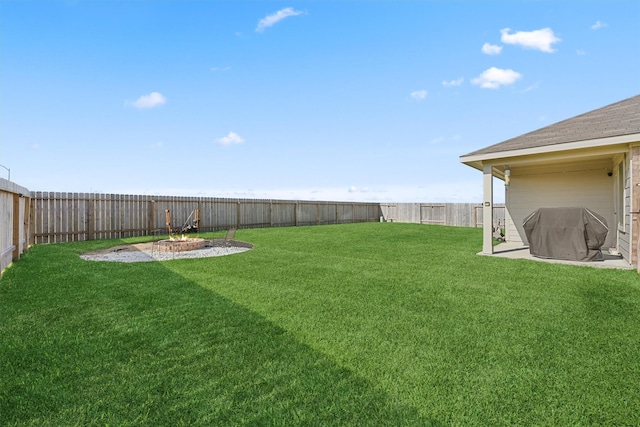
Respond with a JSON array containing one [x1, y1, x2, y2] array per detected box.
[[576, 49, 587, 56], [129, 92, 166, 109], [256, 7, 304, 33], [591, 20, 607, 30], [442, 78, 464, 87], [218, 132, 245, 146], [521, 82, 539, 93], [348, 186, 370, 193], [472, 67, 522, 89], [410, 90, 428, 101], [500, 27, 560, 53], [481, 42, 503, 55], [429, 134, 462, 144], [211, 66, 231, 72]]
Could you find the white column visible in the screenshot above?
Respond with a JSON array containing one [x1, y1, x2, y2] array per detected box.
[[483, 164, 494, 254]]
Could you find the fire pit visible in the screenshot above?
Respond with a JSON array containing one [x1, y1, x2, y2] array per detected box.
[[156, 237, 206, 252], [156, 209, 206, 252]]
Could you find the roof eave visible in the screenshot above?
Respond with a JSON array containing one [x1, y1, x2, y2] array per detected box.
[[460, 133, 640, 171]]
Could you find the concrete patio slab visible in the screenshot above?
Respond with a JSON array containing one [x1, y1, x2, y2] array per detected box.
[[480, 242, 634, 270]]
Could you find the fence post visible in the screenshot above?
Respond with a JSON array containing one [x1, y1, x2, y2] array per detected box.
[[23, 194, 31, 249], [148, 200, 155, 236], [237, 202, 241, 229], [12, 194, 20, 261], [29, 197, 36, 245], [269, 201, 273, 227], [88, 197, 95, 240], [196, 201, 201, 230]]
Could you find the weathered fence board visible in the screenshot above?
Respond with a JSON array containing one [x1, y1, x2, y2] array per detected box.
[[0, 178, 30, 275], [420, 204, 446, 224], [0, 190, 13, 270], [379, 203, 505, 228]]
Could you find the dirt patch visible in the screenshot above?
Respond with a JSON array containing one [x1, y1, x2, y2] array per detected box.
[[80, 239, 253, 263]]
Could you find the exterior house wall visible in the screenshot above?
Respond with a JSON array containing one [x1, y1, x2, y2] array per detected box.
[[505, 158, 617, 250]]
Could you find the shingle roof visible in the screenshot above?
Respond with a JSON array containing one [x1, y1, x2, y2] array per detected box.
[[462, 94, 640, 158]]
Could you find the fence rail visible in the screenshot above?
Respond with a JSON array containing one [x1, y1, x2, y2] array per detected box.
[[29, 192, 383, 244]]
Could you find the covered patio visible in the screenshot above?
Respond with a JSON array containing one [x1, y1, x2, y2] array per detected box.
[[460, 94, 640, 269]]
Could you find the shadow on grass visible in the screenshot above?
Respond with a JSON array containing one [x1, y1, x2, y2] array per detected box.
[[1, 243, 440, 426]]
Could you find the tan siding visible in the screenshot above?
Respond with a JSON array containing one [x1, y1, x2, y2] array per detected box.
[[506, 159, 616, 248]]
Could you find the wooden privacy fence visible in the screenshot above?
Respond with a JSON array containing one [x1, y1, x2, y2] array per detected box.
[[0, 178, 31, 275], [379, 203, 506, 228], [23, 192, 506, 246], [30, 192, 383, 244]]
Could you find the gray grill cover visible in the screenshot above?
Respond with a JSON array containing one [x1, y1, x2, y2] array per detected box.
[[523, 207, 609, 261]]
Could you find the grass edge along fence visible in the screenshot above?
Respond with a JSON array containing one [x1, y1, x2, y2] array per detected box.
[[0, 178, 31, 275]]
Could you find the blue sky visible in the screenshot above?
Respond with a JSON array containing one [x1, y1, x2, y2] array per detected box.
[[1, 1, 639, 202]]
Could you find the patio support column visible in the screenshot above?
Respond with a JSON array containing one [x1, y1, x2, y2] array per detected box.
[[632, 145, 640, 270], [483, 163, 494, 254]]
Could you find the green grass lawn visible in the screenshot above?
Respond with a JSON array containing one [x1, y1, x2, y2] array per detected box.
[[2, 223, 640, 426]]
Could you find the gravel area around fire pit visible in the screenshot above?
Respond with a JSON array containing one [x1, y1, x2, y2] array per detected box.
[[80, 239, 252, 263]]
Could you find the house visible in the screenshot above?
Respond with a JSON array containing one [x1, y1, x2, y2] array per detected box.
[[459, 94, 640, 266]]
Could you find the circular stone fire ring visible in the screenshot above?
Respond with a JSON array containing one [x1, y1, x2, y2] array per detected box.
[[156, 237, 206, 252]]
